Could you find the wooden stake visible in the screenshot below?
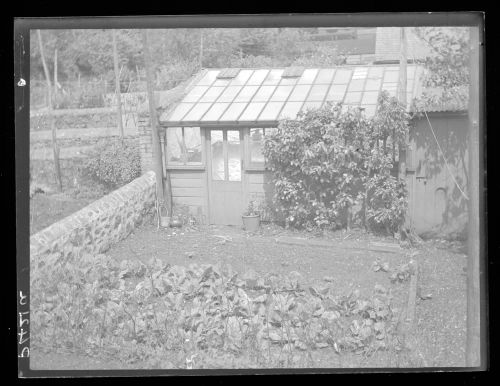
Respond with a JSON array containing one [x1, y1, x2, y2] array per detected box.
[[37, 30, 62, 192], [466, 25, 482, 368], [112, 29, 124, 139]]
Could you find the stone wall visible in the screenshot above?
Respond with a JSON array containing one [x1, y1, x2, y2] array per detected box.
[[30, 171, 157, 264]]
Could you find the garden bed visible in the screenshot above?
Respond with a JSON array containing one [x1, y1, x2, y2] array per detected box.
[[29, 222, 467, 369]]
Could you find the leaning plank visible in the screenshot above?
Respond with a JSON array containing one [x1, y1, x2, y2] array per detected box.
[[274, 236, 400, 253]]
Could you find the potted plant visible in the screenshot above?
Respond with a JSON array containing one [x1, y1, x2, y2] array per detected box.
[[242, 200, 261, 232]]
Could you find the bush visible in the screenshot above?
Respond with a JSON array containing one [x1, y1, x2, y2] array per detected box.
[[264, 94, 411, 234], [82, 139, 141, 189]]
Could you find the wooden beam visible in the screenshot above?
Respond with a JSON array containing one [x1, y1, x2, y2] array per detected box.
[[466, 25, 482, 368], [112, 29, 124, 139]]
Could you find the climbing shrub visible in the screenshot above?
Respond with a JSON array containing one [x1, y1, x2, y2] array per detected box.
[[82, 139, 141, 189], [263, 92, 411, 234]]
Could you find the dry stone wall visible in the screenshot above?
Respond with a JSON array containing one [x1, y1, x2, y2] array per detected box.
[[30, 171, 156, 265]]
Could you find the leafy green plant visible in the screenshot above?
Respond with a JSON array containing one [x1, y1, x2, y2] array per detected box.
[[31, 252, 405, 369], [82, 139, 141, 189], [243, 201, 260, 216], [263, 94, 410, 234]]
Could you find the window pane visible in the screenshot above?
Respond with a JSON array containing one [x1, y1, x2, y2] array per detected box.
[[201, 102, 230, 122], [361, 91, 379, 105], [211, 130, 224, 180], [270, 85, 293, 101], [347, 79, 365, 92], [234, 85, 259, 102], [198, 70, 220, 85], [184, 127, 202, 163], [279, 101, 303, 119], [383, 70, 399, 83], [333, 69, 352, 84], [301, 101, 323, 112], [230, 69, 253, 85], [263, 69, 284, 85], [166, 127, 184, 164], [258, 101, 285, 121], [325, 84, 347, 102], [352, 67, 368, 80], [219, 102, 247, 121], [239, 102, 266, 121], [250, 128, 264, 164], [198, 86, 225, 102], [297, 69, 319, 84], [252, 85, 277, 102], [213, 78, 231, 87], [217, 86, 242, 102], [368, 67, 384, 78], [365, 78, 382, 91], [315, 69, 335, 84], [288, 84, 312, 101], [227, 130, 241, 181], [344, 92, 362, 104], [279, 77, 299, 85], [182, 103, 212, 121], [167, 103, 194, 122], [307, 84, 329, 101], [247, 69, 269, 85], [182, 86, 209, 103]]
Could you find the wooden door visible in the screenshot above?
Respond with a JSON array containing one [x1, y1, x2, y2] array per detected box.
[[207, 129, 244, 225]]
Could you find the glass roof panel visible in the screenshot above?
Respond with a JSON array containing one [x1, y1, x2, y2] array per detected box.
[[368, 67, 384, 78], [288, 84, 312, 101], [348, 79, 366, 92], [182, 86, 209, 103], [219, 102, 247, 121], [301, 100, 323, 112], [382, 83, 398, 92], [229, 69, 253, 85], [362, 105, 377, 117], [234, 85, 259, 102], [270, 85, 294, 102], [213, 78, 231, 87], [217, 86, 242, 102], [325, 84, 347, 102], [246, 69, 270, 85], [365, 78, 382, 91], [297, 69, 319, 84], [361, 91, 379, 105], [279, 77, 299, 86], [200, 102, 230, 122], [167, 103, 195, 122], [333, 69, 353, 84], [263, 69, 284, 85], [238, 102, 266, 122], [383, 70, 399, 83], [197, 70, 220, 85], [252, 85, 277, 102], [352, 67, 368, 79], [307, 84, 329, 101], [344, 92, 362, 104], [182, 103, 212, 121], [258, 101, 285, 121], [198, 86, 225, 103], [315, 69, 336, 84], [279, 101, 304, 120]]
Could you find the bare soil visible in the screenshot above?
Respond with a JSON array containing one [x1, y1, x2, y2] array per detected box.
[[30, 221, 467, 370]]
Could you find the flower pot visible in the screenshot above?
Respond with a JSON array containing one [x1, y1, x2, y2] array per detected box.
[[242, 214, 260, 232], [160, 216, 171, 228]]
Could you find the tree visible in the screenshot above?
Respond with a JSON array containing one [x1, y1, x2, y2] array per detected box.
[[413, 27, 470, 108], [36, 30, 62, 192]]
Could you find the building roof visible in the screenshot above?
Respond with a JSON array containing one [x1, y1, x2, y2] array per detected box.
[[160, 65, 427, 126]]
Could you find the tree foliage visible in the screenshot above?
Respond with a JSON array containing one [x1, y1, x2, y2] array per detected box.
[[413, 27, 470, 108], [263, 92, 410, 234]]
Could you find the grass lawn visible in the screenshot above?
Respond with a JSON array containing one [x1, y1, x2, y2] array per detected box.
[[30, 221, 467, 370]]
